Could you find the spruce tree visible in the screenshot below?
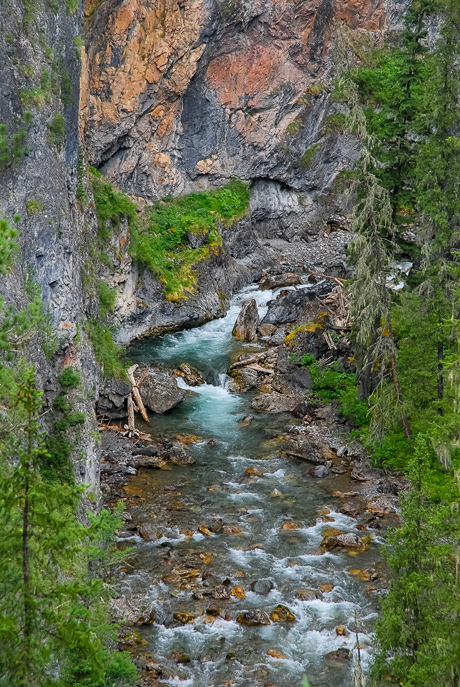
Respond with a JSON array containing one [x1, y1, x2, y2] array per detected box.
[[335, 23, 412, 440], [0, 367, 137, 687], [371, 435, 460, 686]]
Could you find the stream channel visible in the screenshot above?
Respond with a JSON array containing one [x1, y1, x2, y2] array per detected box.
[[121, 283, 384, 687]]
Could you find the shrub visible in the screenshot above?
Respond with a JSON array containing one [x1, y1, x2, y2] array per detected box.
[[131, 179, 249, 299], [90, 175, 137, 241], [66, 0, 79, 13], [323, 112, 347, 134], [0, 123, 29, 171], [99, 280, 116, 318], [57, 366, 81, 391], [86, 320, 126, 379], [306, 82, 328, 96], [301, 144, 320, 168], [26, 200, 44, 215], [0, 219, 19, 274], [300, 354, 368, 427], [286, 118, 302, 136], [47, 114, 65, 150]]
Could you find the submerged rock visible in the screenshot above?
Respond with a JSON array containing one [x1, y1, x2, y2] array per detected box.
[[170, 651, 191, 664], [237, 610, 271, 626], [173, 611, 195, 624], [325, 648, 352, 662], [138, 366, 185, 414], [251, 579, 274, 595], [232, 298, 259, 342], [296, 589, 319, 600], [309, 465, 329, 478], [267, 648, 287, 659]]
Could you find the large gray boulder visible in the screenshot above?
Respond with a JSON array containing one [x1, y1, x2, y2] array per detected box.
[[232, 298, 259, 342], [261, 289, 315, 326], [251, 392, 301, 413], [138, 366, 186, 414]]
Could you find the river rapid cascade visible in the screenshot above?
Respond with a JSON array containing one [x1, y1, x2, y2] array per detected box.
[[103, 282, 397, 687]]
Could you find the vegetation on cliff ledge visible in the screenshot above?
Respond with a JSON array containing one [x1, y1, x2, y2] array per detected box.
[[131, 179, 250, 301], [90, 169, 250, 302]]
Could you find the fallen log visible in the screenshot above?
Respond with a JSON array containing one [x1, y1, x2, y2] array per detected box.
[[127, 364, 150, 424]]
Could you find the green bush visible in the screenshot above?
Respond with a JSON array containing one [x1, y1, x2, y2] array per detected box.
[[301, 144, 320, 168], [57, 366, 81, 390], [286, 118, 302, 136], [43, 433, 73, 483], [47, 114, 66, 150], [0, 123, 29, 171], [323, 112, 347, 134], [300, 354, 368, 427], [66, 0, 79, 13], [0, 219, 19, 275], [90, 175, 137, 241], [99, 280, 116, 319], [86, 320, 126, 379], [26, 200, 44, 216]]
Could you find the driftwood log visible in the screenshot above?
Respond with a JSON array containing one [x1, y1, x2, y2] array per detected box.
[[127, 365, 150, 424]]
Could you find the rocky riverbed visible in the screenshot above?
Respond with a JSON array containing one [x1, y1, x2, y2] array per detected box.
[[99, 276, 406, 687]]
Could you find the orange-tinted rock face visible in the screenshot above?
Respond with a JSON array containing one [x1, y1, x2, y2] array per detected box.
[[82, 0, 390, 200]]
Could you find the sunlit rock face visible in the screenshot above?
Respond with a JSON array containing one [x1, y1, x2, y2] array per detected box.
[[81, 0, 390, 201]]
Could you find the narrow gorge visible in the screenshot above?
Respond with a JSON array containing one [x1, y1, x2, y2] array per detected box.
[[2, 0, 460, 686]]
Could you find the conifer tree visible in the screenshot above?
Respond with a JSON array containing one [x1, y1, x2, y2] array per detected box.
[[0, 367, 137, 687], [371, 435, 460, 686], [335, 23, 412, 440]]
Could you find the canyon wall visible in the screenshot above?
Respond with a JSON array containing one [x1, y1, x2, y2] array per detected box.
[[0, 0, 406, 479], [82, 0, 389, 201], [0, 0, 101, 488]]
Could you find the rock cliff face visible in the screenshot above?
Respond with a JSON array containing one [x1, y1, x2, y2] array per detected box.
[[0, 1, 100, 488], [80, 0, 407, 342], [82, 0, 388, 201]]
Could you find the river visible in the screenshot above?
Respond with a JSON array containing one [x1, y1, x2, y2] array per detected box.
[[119, 283, 383, 687]]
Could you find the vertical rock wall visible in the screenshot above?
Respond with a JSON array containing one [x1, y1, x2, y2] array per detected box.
[[0, 0, 101, 489], [81, 0, 391, 202]]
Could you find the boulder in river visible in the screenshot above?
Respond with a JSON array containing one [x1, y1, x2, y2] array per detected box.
[[232, 298, 259, 342], [251, 579, 274, 595], [324, 648, 352, 662], [237, 610, 271, 626], [173, 362, 205, 386], [309, 465, 329, 478], [322, 533, 372, 552], [269, 604, 296, 622], [138, 365, 185, 414], [259, 272, 301, 290], [261, 288, 315, 326]]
